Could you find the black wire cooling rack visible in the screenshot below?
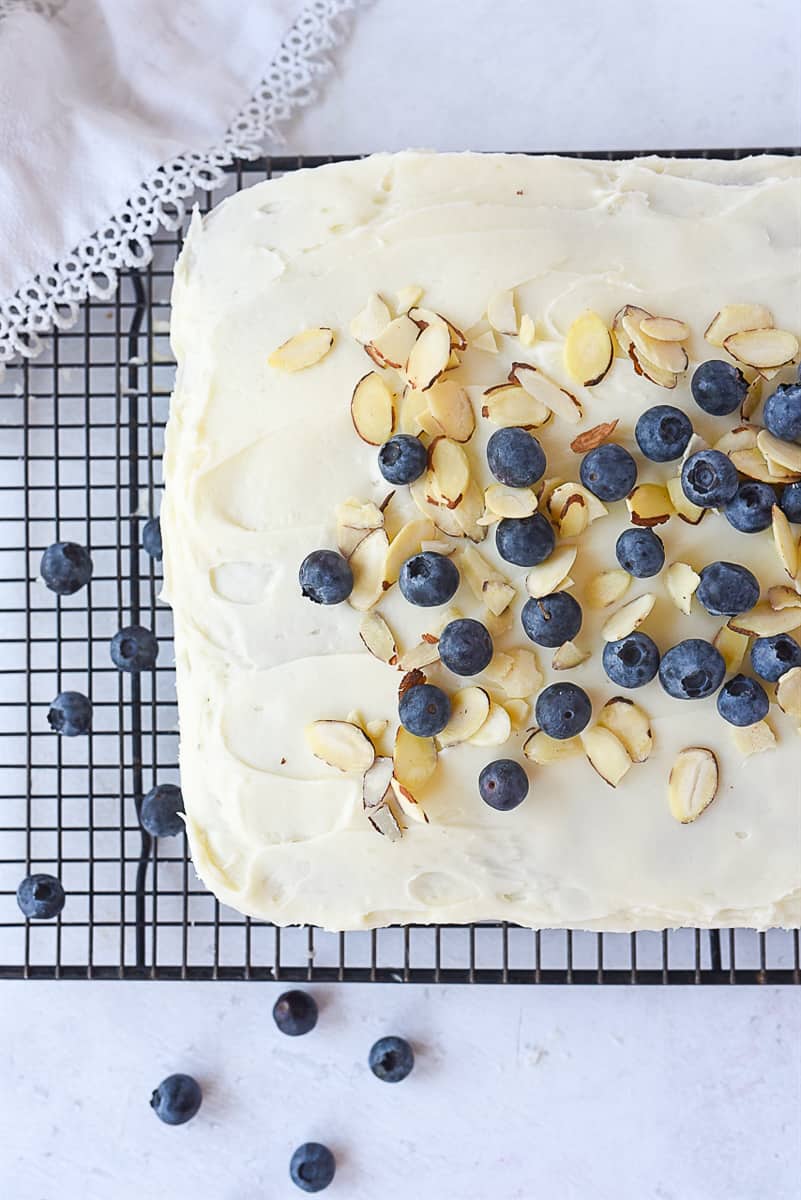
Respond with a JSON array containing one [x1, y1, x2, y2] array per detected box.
[[1, 151, 799, 984]]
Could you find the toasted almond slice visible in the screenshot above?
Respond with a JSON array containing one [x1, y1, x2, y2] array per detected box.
[[519, 314, 537, 347], [393, 727, 438, 791], [582, 726, 633, 787], [368, 803, 403, 840], [758, 429, 801, 474], [538, 476, 565, 511], [741, 374, 763, 420], [397, 385, 429, 435], [758, 365, 782, 381], [668, 747, 719, 822], [346, 709, 365, 731], [429, 605, 464, 637], [409, 474, 463, 537], [395, 286, 423, 314], [482, 382, 550, 428], [482, 652, 513, 688], [458, 545, 514, 615], [548, 481, 608, 524], [426, 380, 475, 442], [348, 528, 390, 611], [665, 562, 701, 615], [366, 718, 389, 743], [587, 569, 632, 609], [526, 546, 578, 599], [665, 475, 705, 526], [510, 362, 583, 424], [563, 311, 614, 387], [436, 686, 491, 748], [362, 756, 395, 809], [487, 288, 518, 335], [772, 504, 799, 578], [468, 699, 513, 747], [728, 605, 801, 638], [359, 612, 397, 664], [714, 424, 759, 455], [640, 316, 690, 342], [681, 433, 709, 467], [712, 623, 749, 673], [472, 329, 499, 354], [336, 497, 384, 558], [417, 409, 445, 438], [705, 304, 774, 346], [351, 372, 395, 444], [429, 437, 470, 507], [484, 483, 538, 519], [366, 314, 419, 370], [552, 641, 589, 670], [306, 719, 376, 774], [558, 492, 589, 537], [268, 327, 334, 371], [452, 479, 488, 543], [765, 456, 801, 483], [724, 328, 798, 370], [397, 640, 441, 672], [597, 697, 653, 763], [626, 483, 673, 527], [628, 345, 678, 389], [398, 668, 426, 698], [350, 295, 391, 344], [484, 607, 515, 638], [390, 778, 429, 824], [406, 321, 452, 390], [523, 728, 583, 764], [776, 666, 801, 718], [601, 593, 656, 641], [421, 538, 456, 556], [620, 308, 688, 373], [496, 648, 543, 699], [731, 720, 777, 757], [408, 307, 467, 350], [729, 446, 795, 484], [504, 698, 531, 730], [570, 420, 619, 454], [768, 585, 801, 611], [383, 518, 436, 586]]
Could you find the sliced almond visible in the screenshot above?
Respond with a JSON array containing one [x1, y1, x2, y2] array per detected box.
[[728, 605, 801, 638], [390, 778, 429, 824], [409, 474, 463, 537], [483, 483, 538, 520], [705, 304, 774, 347], [548, 481, 608, 524], [587, 569, 632, 609], [350, 295, 391, 345], [393, 726, 438, 791], [268, 327, 334, 372], [768, 585, 801, 611], [436, 686, 491, 748], [471, 329, 499, 354], [426, 380, 475, 442], [504, 698, 531, 730], [712, 623, 749, 673], [570, 420, 619, 454], [348, 528, 390, 611], [668, 747, 719, 822], [366, 314, 419, 370], [383, 518, 436, 587], [772, 504, 799, 578], [336, 497, 384, 558], [558, 492, 589, 537], [582, 726, 633, 787], [666, 475, 705, 526], [563, 311, 614, 387], [640, 316, 690, 342], [484, 607, 515, 638], [429, 605, 463, 637], [359, 612, 397, 664], [601, 593, 656, 642], [306, 720, 375, 774], [494, 648, 543, 699], [776, 666, 801, 719], [523, 728, 583, 764], [487, 288, 518, 335], [406, 322, 452, 390], [552, 641, 589, 670], [620, 307, 688, 373], [416, 409, 445, 438], [731, 719, 777, 758], [526, 546, 578, 599], [538, 476, 566, 511], [714, 424, 759, 455], [459, 545, 515, 615], [368, 803, 403, 840], [681, 433, 709, 467], [409, 307, 467, 350], [421, 538, 456, 556], [366, 718, 389, 743], [519, 314, 537, 347], [395, 286, 423, 314], [729, 446, 799, 484], [765, 456, 801, 483], [362, 755, 395, 809], [510, 363, 583, 424], [468, 699, 513, 747], [398, 668, 426, 697], [626, 483, 673, 527], [597, 697, 653, 763], [482, 382, 550, 428], [665, 561, 701, 615], [741, 374, 763, 420], [724, 328, 798, 370], [452, 479, 488, 543], [351, 372, 395, 445], [628, 344, 678, 389], [398, 385, 429, 435], [428, 438, 470, 507], [397, 640, 441, 672], [758, 429, 801, 475]]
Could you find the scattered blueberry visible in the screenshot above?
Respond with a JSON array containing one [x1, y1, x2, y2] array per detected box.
[[299, 549, 353, 605], [377, 434, 427, 485], [478, 759, 529, 811], [16, 873, 65, 920], [696, 561, 760, 616], [535, 682, 592, 739], [659, 639, 726, 700], [579, 444, 637, 502], [602, 632, 661, 689], [150, 1074, 202, 1126], [438, 618, 493, 676], [750, 633, 801, 682], [273, 990, 318, 1037], [399, 552, 460, 607], [110, 625, 159, 672], [716, 674, 770, 727], [690, 359, 748, 416], [724, 481, 777, 533], [290, 1143, 336, 1193], [780, 482, 801, 524], [681, 449, 739, 508], [369, 1035, 415, 1082], [142, 517, 163, 561], [635, 404, 693, 462], [486, 427, 546, 487], [47, 691, 91, 736], [521, 592, 582, 648], [763, 382, 801, 443], [140, 784, 184, 838], [615, 528, 665, 578], [398, 683, 451, 737], [495, 513, 555, 567], [40, 541, 93, 595]]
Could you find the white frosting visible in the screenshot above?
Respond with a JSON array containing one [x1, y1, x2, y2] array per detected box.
[[163, 152, 801, 931]]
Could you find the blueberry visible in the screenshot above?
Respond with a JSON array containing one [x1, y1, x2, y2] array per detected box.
[[535, 682, 592, 739], [399, 552, 459, 607], [398, 683, 451, 737], [696, 561, 759, 616], [110, 625, 159, 672], [368, 1035, 415, 1082], [16, 873, 65, 920], [140, 784, 184, 838], [438, 618, 493, 676], [579, 444, 637, 502], [750, 634, 801, 682], [47, 691, 91, 736], [299, 549, 353, 605], [495, 513, 555, 567], [521, 592, 582, 648], [615, 528, 665, 578], [681, 449, 739, 508], [40, 541, 92, 595], [659, 639, 726, 700], [724, 481, 777, 533], [780, 482, 801, 524], [486, 427, 546, 487], [602, 633, 660, 689], [273, 990, 318, 1037], [478, 759, 529, 811], [690, 359, 748, 416], [717, 674, 770, 727], [635, 404, 693, 462], [377, 434, 427, 484], [763, 383, 801, 443], [150, 1074, 202, 1126], [142, 517, 163, 561], [290, 1143, 336, 1193]]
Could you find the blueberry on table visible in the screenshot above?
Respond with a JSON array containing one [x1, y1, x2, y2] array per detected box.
[[690, 359, 747, 416], [142, 516, 163, 561], [299, 549, 353, 605], [521, 592, 582, 648], [724, 481, 777, 533], [780, 482, 801, 524], [47, 691, 91, 736], [763, 382, 801, 443], [717, 674, 770, 727], [40, 541, 92, 595], [273, 990, 318, 1037], [16, 873, 65, 920], [615, 528, 665, 578], [438, 618, 493, 676], [635, 404, 693, 462], [377, 434, 427, 485], [478, 759, 529, 811], [681, 449, 739, 508], [399, 551, 459, 607], [486, 427, 546, 487], [696, 561, 759, 617], [602, 632, 660, 689], [150, 1074, 202, 1125], [368, 1035, 415, 1082], [140, 784, 184, 838], [398, 683, 451, 737], [750, 633, 801, 682], [290, 1143, 336, 1193], [579, 444, 637, 502], [495, 512, 555, 567], [535, 682, 592, 739], [110, 625, 159, 672], [659, 639, 726, 700]]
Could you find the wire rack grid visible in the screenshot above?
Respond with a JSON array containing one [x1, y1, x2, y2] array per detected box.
[[0, 151, 799, 985]]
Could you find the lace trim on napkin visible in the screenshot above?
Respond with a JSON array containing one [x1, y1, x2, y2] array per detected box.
[[0, 0, 362, 364]]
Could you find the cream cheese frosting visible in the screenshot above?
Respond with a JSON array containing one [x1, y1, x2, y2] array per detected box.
[[163, 151, 801, 932]]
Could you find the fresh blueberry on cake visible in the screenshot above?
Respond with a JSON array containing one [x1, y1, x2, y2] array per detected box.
[[696, 561, 760, 616], [377, 434, 427, 484], [602, 632, 660, 689], [299, 549, 354, 605], [659, 639, 726, 700], [780, 481, 801, 523], [399, 552, 459, 607], [521, 592, 582, 647], [535, 682, 592, 739], [478, 759, 529, 811], [690, 359, 747, 415], [763, 382, 801, 443], [717, 675, 770, 727], [438, 618, 493, 676], [724, 481, 777, 533], [681, 449, 739, 508], [486, 427, 546, 487], [635, 404, 693, 462], [615, 528, 665, 578], [750, 634, 801, 682], [495, 512, 555, 566], [398, 683, 451, 737], [579, 444, 637, 502]]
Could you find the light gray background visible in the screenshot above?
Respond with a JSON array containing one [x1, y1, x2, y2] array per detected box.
[[2, 2, 800, 1198]]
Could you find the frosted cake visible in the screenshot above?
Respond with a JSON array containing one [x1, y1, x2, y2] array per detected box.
[[163, 152, 801, 931]]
